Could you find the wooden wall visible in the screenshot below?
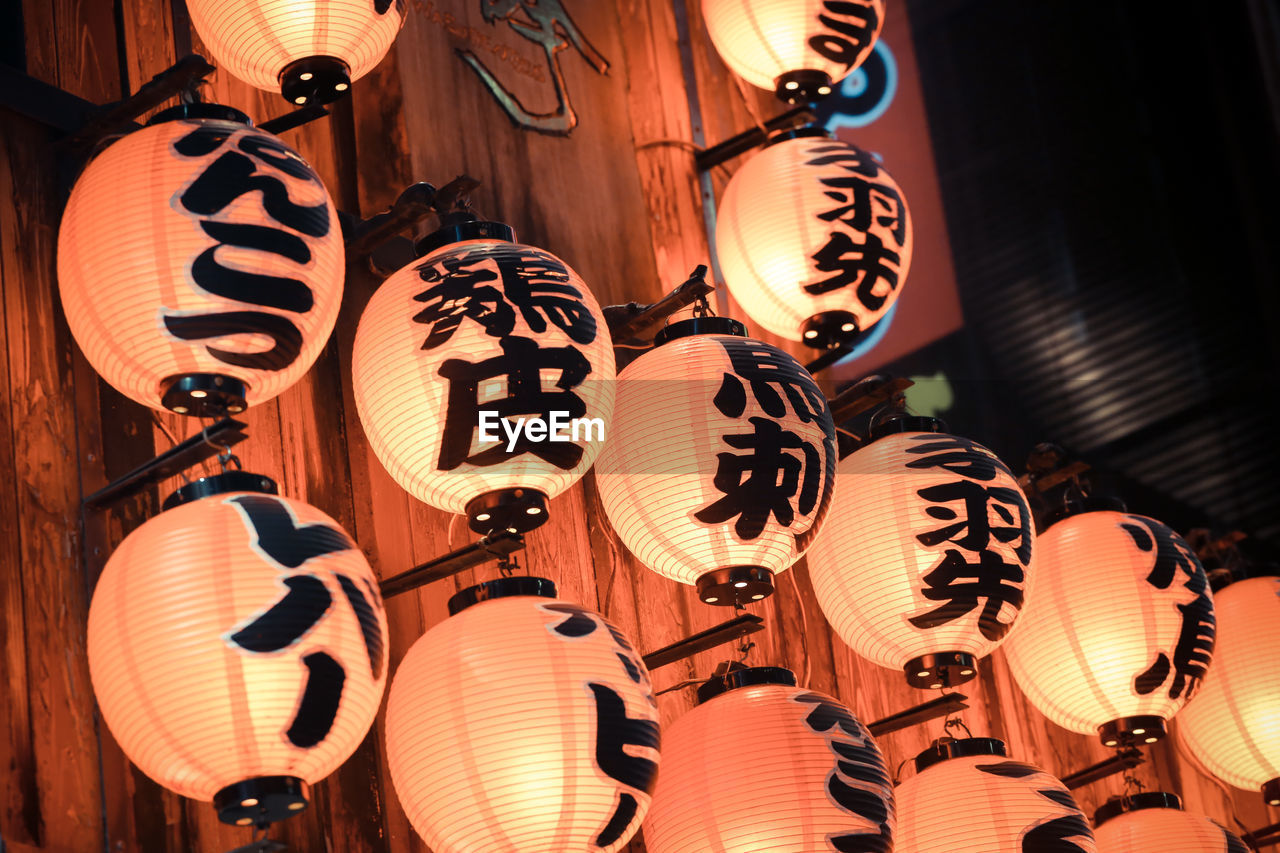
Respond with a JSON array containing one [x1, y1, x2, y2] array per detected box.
[[1, 0, 1276, 850]]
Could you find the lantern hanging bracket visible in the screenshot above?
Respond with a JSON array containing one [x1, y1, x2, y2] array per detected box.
[[639, 613, 765, 671], [379, 531, 525, 598], [605, 265, 715, 345], [693, 105, 816, 172], [257, 103, 332, 136], [1059, 747, 1145, 790], [865, 692, 970, 738], [83, 417, 248, 508], [344, 176, 484, 271], [1244, 820, 1280, 849], [805, 340, 860, 374]]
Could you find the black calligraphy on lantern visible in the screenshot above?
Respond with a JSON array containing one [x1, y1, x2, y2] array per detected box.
[[694, 338, 836, 549], [793, 693, 893, 853], [1121, 515, 1216, 702], [225, 496, 385, 749], [166, 126, 331, 372], [975, 762, 1095, 852], [809, 0, 881, 72], [540, 603, 658, 850]]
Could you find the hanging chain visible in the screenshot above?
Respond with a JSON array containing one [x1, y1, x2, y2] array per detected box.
[[497, 552, 521, 578], [201, 423, 241, 473], [943, 713, 973, 739]]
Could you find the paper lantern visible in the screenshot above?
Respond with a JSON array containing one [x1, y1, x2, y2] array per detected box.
[[1177, 575, 1280, 806], [385, 576, 659, 852], [703, 0, 885, 102], [57, 103, 344, 417], [595, 316, 837, 605], [806, 418, 1035, 688], [716, 131, 912, 349], [895, 738, 1097, 853], [645, 666, 894, 853], [1003, 502, 1216, 746], [1093, 792, 1249, 853], [186, 0, 406, 104], [352, 221, 615, 533], [87, 471, 387, 826]]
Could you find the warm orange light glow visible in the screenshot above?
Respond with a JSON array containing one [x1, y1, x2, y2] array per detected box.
[[351, 234, 614, 524], [56, 108, 344, 414], [385, 579, 658, 852], [645, 670, 894, 853], [1177, 576, 1280, 804], [186, 0, 405, 94], [805, 428, 1034, 685], [895, 739, 1096, 852], [86, 485, 387, 804], [1003, 509, 1216, 744], [1093, 796, 1248, 852], [716, 134, 912, 348], [594, 320, 836, 604]]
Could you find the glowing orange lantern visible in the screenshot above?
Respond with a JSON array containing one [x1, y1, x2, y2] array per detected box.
[[1093, 792, 1249, 853], [645, 666, 894, 853], [57, 103, 344, 417], [1003, 502, 1216, 747], [806, 418, 1035, 688], [87, 471, 388, 826], [702, 0, 885, 102], [352, 221, 614, 534], [895, 738, 1097, 852], [385, 576, 658, 852], [716, 131, 912, 349], [595, 317, 837, 605], [1177, 574, 1280, 807], [186, 0, 406, 104]]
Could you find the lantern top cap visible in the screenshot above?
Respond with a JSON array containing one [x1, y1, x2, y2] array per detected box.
[[653, 316, 748, 346], [147, 103, 253, 126], [695, 665, 796, 705], [161, 470, 279, 512], [1043, 495, 1129, 528], [867, 414, 947, 443], [765, 125, 833, 147], [447, 575, 557, 615], [1093, 792, 1183, 827], [913, 736, 1007, 773], [414, 220, 517, 257]]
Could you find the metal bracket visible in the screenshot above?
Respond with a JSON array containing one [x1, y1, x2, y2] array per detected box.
[[605, 265, 713, 344], [828, 375, 913, 425], [60, 54, 217, 150], [1060, 748, 1145, 790], [344, 176, 483, 272], [258, 103, 331, 136], [379, 531, 525, 598], [1245, 821, 1280, 849], [640, 613, 765, 671], [83, 418, 248, 508], [694, 105, 817, 172], [865, 692, 969, 737]]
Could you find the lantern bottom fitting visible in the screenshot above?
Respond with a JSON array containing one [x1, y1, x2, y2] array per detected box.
[[1098, 715, 1166, 748], [160, 373, 247, 418], [1264, 777, 1280, 807], [774, 69, 835, 105], [465, 488, 549, 535], [800, 311, 862, 350], [213, 775, 308, 827], [904, 651, 978, 690], [695, 566, 774, 606], [279, 55, 352, 106]]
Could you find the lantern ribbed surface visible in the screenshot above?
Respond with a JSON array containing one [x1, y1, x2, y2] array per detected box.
[[716, 136, 912, 345], [352, 237, 614, 516], [186, 0, 405, 92], [385, 591, 659, 852], [1177, 576, 1280, 801], [57, 115, 344, 412], [806, 431, 1035, 671], [645, 681, 894, 853], [1003, 511, 1216, 737], [896, 744, 1096, 852], [1094, 803, 1248, 853], [594, 330, 836, 588], [87, 491, 388, 800], [702, 0, 885, 91]]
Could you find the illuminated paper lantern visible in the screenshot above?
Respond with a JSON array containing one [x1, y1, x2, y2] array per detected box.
[[595, 317, 837, 605], [1178, 575, 1280, 806], [57, 103, 344, 417], [1003, 503, 1216, 747], [645, 666, 894, 853], [716, 131, 912, 349], [806, 419, 1035, 688], [896, 738, 1097, 853], [352, 221, 614, 533], [703, 0, 885, 101], [186, 0, 406, 104], [385, 576, 658, 852], [87, 471, 388, 826], [1093, 792, 1249, 853]]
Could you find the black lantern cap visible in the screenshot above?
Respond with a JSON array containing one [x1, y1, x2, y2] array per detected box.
[[448, 575, 558, 615], [801, 310, 862, 350], [160, 373, 248, 418], [773, 70, 836, 105], [914, 737, 1007, 773], [414, 219, 517, 257], [766, 124, 833, 146], [1099, 714, 1166, 748], [653, 316, 747, 346], [905, 651, 978, 690], [1093, 791, 1183, 827], [696, 665, 796, 705], [162, 470, 278, 512], [696, 566, 775, 607], [465, 488, 549, 536], [867, 414, 947, 442], [214, 776, 307, 826], [279, 55, 351, 106], [1264, 777, 1280, 807], [148, 103, 252, 125], [1043, 495, 1130, 529]]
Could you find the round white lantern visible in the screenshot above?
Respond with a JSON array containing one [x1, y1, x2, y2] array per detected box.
[[1092, 792, 1249, 853]]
